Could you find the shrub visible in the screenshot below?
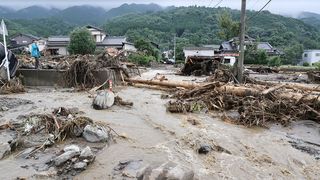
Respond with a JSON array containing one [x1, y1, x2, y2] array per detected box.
[[128, 53, 156, 65], [268, 56, 282, 67], [68, 28, 96, 55], [302, 62, 310, 66]]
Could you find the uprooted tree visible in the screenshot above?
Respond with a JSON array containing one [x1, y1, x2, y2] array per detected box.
[[68, 28, 96, 55]]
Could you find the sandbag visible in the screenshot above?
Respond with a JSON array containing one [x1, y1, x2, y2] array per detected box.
[[92, 91, 115, 110]]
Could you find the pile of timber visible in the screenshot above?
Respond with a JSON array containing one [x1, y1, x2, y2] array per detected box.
[[125, 78, 320, 127]]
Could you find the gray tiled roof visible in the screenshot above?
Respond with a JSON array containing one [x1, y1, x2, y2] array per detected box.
[[100, 36, 127, 45], [257, 42, 273, 50], [48, 36, 70, 42], [184, 47, 214, 51]]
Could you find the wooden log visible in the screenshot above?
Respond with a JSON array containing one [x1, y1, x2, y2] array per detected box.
[[131, 83, 175, 92], [126, 78, 201, 89], [248, 78, 320, 92], [262, 84, 285, 95]]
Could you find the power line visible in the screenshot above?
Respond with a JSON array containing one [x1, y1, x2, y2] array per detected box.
[[213, 0, 224, 8], [208, 0, 215, 7], [248, 0, 272, 21]]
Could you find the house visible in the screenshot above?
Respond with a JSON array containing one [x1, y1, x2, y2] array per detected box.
[[183, 47, 215, 63], [97, 36, 136, 52], [86, 25, 107, 43], [10, 34, 46, 52], [219, 36, 282, 56], [11, 34, 40, 48], [302, 50, 320, 65], [46, 36, 70, 55]]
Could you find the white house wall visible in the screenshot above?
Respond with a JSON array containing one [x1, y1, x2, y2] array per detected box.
[[124, 44, 137, 52], [184, 50, 214, 58], [302, 50, 320, 64]]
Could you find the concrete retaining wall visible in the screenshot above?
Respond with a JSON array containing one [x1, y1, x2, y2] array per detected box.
[[16, 68, 138, 87]]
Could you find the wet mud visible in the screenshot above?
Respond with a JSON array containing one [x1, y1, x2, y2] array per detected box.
[[0, 69, 319, 179]]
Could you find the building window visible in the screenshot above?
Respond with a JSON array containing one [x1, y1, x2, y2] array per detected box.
[[316, 53, 320, 57], [304, 53, 308, 57]]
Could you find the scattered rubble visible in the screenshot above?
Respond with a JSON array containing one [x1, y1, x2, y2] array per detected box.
[[0, 97, 33, 110], [112, 160, 194, 180], [0, 106, 116, 178]]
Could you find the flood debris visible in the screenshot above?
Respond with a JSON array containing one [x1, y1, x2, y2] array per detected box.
[[64, 50, 131, 88], [0, 78, 25, 94], [167, 82, 320, 127]]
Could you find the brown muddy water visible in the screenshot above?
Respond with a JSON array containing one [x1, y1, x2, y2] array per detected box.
[[0, 68, 319, 179]]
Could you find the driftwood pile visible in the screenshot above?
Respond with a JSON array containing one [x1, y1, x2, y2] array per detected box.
[[126, 71, 320, 127], [0, 78, 25, 94], [168, 82, 320, 127], [64, 51, 130, 88]]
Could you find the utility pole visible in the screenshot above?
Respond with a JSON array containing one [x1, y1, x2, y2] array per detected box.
[[237, 0, 247, 83], [173, 35, 176, 63]]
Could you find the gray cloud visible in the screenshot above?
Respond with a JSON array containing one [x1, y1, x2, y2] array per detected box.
[[2, 0, 320, 15]]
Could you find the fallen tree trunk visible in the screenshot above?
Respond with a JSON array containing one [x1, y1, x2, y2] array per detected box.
[[131, 83, 175, 92], [247, 78, 320, 92], [126, 78, 201, 89]]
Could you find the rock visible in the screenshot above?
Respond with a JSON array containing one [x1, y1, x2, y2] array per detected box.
[[198, 145, 212, 154], [54, 150, 80, 166], [80, 146, 94, 160], [74, 162, 87, 170], [17, 147, 36, 159], [138, 162, 194, 180], [1, 106, 9, 111], [82, 125, 109, 143], [64, 144, 80, 153], [0, 142, 11, 159]]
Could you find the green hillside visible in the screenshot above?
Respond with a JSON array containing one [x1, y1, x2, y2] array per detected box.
[[103, 6, 320, 63]]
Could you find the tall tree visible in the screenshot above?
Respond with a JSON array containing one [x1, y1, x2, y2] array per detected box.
[[217, 11, 240, 40], [68, 28, 96, 55]]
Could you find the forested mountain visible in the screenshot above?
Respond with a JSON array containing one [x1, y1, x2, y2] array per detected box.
[[0, 3, 163, 25], [56, 6, 106, 25], [0, 6, 59, 19], [105, 3, 162, 19], [103, 6, 320, 62], [298, 12, 320, 29]]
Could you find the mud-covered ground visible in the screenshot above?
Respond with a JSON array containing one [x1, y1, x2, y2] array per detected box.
[[0, 68, 320, 179]]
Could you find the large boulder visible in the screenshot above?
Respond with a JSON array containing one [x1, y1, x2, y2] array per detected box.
[[82, 125, 109, 143]]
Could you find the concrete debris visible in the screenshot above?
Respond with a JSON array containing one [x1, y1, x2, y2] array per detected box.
[[54, 150, 80, 167], [74, 162, 87, 170], [63, 144, 80, 153], [82, 125, 109, 143]]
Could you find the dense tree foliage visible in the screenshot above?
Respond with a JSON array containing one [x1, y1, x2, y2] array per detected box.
[[103, 7, 320, 63], [68, 28, 96, 55]]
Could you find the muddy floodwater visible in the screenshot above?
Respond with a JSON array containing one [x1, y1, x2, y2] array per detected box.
[[0, 68, 320, 179]]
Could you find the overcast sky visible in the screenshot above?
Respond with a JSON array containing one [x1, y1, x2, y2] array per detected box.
[[2, 0, 320, 15]]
